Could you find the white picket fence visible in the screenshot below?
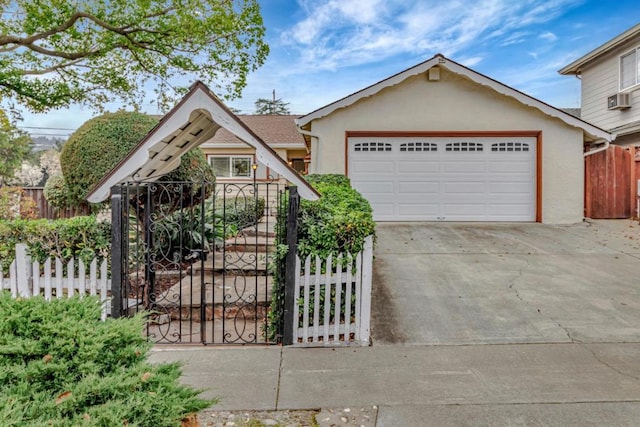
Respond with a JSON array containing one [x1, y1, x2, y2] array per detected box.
[[1, 244, 111, 320], [293, 235, 373, 346]]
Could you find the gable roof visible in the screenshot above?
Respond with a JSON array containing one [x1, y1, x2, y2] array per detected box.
[[559, 23, 640, 75], [201, 114, 306, 148], [87, 81, 319, 203], [296, 54, 612, 142]]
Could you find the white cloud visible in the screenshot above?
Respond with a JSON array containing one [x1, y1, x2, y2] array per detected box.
[[539, 31, 558, 41], [459, 56, 484, 67], [279, 0, 581, 73]]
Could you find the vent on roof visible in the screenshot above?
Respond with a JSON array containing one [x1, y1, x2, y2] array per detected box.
[[607, 93, 631, 110]]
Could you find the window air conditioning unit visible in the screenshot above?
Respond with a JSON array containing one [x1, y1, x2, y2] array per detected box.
[[607, 92, 631, 110]]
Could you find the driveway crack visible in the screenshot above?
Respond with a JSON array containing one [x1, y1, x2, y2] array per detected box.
[[581, 344, 640, 382]]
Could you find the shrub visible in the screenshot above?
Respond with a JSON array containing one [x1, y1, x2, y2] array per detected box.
[[215, 196, 266, 231], [298, 175, 375, 259], [59, 111, 214, 209], [43, 175, 71, 209], [0, 294, 211, 426], [303, 173, 351, 187], [0, 216, 110, 272], [267, 175, 375, 341]]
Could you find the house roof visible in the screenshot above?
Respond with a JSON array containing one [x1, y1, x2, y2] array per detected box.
[[560, 108, 581, 118], [86, 81, 319, 203], [200, 114, 306, 148], [296, 54, 612, 142], [559, 23, 640, 75]]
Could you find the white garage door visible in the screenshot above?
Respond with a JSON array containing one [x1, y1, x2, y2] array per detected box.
[[348, 136, 536, 221]]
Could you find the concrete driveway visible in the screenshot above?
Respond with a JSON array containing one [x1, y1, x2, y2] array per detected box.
[[371, 220, 640, 345]]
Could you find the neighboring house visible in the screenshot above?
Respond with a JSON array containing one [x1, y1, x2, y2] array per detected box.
[[199, 115, 309, 182], [559, 23, 640, 147], [560, 23, 640, 219], [296, 54, 612, 224]]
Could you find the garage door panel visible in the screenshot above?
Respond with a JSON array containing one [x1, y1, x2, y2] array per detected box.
[[398, 181, 439, 194], [443, 161, 486, 173], [488, 182, 534, 194], [443, 182, 485, 194], [351, 160, 394, 174], [348, 136, 536, 222], [488, 161, 532, 173], [486, 204, 534, 216], [398, 204, 440, 216], [354, 181, 394, 193], [398, 161, 440, 174], [443, 204, 486, 216]]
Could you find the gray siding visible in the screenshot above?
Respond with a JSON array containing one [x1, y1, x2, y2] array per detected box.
[[580, 34, 640, 131]]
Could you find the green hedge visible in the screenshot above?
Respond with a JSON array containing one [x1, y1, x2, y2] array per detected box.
[[0, 294, 211, 426], [267, 174, 375, 341], [0, 216, 110, 272], [298, 174, 375, 259]]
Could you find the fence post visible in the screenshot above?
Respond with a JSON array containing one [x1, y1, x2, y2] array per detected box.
[[15, 244, 32, 297], [110, 186, 124, 318], [359, 235, 374, 345], [283, 186, 299, 346]]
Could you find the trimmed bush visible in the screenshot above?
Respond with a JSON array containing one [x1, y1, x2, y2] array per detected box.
[[267, 174, 375, 341], [0, 294, 211, 426], [59, 111, 214, 209], [0, 216, 110, 272], [298, 174, 375, 259], [43, 174, 71, 209]]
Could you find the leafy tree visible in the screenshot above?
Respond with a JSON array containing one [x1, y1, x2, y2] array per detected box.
[[59, 110, 214, 210], [254, 90, 290, 115], [0, 0, 269, 114], [0, 113, 32, 186]]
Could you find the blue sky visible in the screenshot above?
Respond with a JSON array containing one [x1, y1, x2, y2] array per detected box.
[[20, 0, 640, 137]]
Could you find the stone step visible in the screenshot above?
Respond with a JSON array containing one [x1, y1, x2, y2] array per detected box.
[[224, 237, 275, 253], [191, 251, 274, 273], [155, 274, 274, 308]]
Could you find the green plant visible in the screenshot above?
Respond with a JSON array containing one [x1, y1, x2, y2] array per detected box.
[[0, 216, 110, 273], [215, 196, 266, 231], [43, 175, 71, 209], [267, 175, 375, 342], [298, 175, 375, 260], [0, 294, 212, 426], [59, 111, 214, 210]]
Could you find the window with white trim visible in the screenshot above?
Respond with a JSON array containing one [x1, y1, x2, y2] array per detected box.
[[620, 48, 640, 91], [208, 155, 253, 178]]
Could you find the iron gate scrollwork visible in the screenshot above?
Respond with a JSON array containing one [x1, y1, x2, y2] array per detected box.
[[112, 179, 285, 345]]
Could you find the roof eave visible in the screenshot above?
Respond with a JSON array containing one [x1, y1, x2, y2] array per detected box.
[[559, 23, 640, 75], [86, 82, 319, 203], [297, 54, 612, 142]]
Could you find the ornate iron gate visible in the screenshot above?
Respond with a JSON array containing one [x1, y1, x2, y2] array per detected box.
[[110, 179, 285, 345]]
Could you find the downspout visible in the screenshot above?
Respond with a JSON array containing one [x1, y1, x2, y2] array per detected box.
[[583, 137, 612, 157], [296, 126, 321, 174]]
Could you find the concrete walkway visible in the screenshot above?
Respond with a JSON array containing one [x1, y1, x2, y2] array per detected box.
[[150, 342, 640, 425]]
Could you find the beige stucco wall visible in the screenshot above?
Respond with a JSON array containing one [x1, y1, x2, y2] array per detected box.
[[307, 68, 586, 224]]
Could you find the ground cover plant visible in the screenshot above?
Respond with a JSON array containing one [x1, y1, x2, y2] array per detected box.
[[0, 294, 212, 426]]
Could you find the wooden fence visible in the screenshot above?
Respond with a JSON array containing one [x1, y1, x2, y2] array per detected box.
[[22, 187, 90, 220], [292, 235, 373, 346], [585, 146, 640, 219], [1, 244, 110, 320]]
